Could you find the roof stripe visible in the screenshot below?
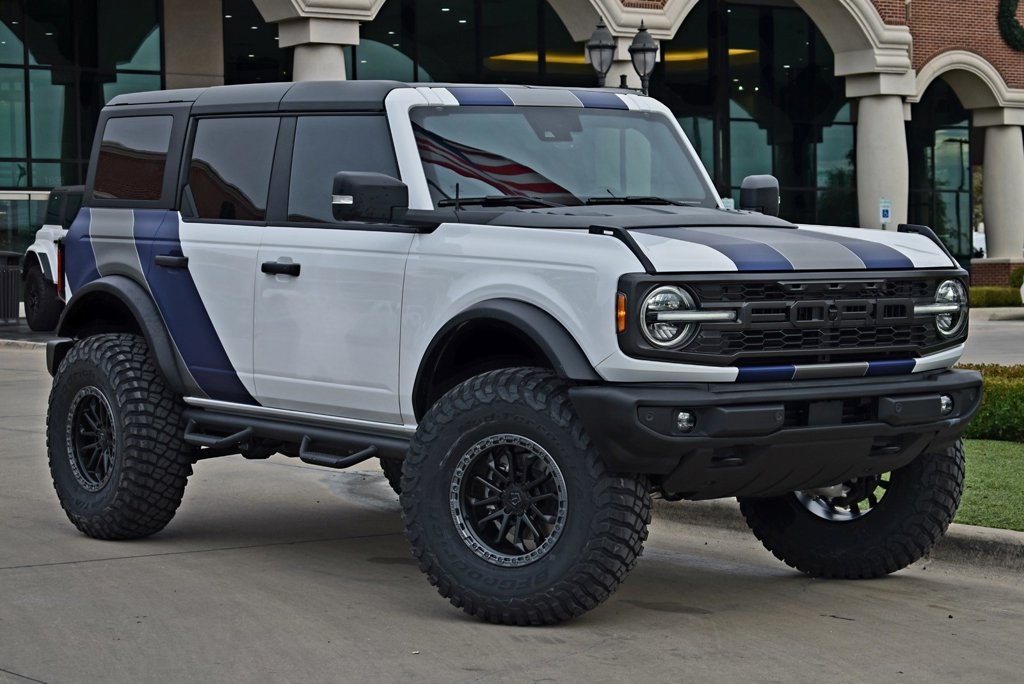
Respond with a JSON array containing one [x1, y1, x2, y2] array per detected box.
[[570, 90, 628, 109], [446, 87, 513, 106]]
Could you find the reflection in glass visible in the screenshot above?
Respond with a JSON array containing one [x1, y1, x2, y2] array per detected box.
[[30, 69, 74, 160], [94, 115, 173, 200], [188, 117, 279, 221], [0, 2, 24, 65], [26, 0, 73, 67], [0, 67, 27, 158], [0, 161, 28, 188]]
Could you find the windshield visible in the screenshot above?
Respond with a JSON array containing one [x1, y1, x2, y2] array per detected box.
[[410, 106, 716, 208]]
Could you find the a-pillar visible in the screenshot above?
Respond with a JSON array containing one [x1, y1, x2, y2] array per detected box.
[[982, 124, 1024, 259], [278, 18, 358, 81], [854, 94, 909, 229]]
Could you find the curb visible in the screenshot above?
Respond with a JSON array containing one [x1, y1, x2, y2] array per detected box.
[[988, 311, 1024, 321], [0, 339, 45, 350], [652, 498, 1024, 573]]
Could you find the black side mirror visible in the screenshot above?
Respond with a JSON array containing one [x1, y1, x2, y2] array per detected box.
[[332, 172, 408, 223], [739, 175, 780, 217]]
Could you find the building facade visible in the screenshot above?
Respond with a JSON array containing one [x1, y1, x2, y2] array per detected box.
[[1, 0, 1022, 282]]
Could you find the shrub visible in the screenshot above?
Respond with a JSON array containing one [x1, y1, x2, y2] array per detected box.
[[970, 287, 1023, 308], [1011, 267, 1024, 290], [958, 364, 1024, 442]]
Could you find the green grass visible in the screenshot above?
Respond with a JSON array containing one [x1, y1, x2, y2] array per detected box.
[[956, 440, 1024, 532]]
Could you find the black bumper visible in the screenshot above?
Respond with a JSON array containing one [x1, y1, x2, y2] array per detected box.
[[569, 369, 982, 500]]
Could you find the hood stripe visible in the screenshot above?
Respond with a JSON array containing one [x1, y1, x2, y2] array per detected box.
[[637, 227, 793, 271], [797, 231, 915, 270]]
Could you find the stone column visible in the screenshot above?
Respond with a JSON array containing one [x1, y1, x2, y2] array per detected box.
[[163, 0, 224, 88], [855, 95, 909, 230], [983, 125, 1024, 259], [278, 18, 358, 81]]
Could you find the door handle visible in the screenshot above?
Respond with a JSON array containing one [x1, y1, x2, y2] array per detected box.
[[261, 261, 301, 277], [155, 254, 189, 269]]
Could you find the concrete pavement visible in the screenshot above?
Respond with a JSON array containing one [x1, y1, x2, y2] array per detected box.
[[2, 346, 1024, 683]]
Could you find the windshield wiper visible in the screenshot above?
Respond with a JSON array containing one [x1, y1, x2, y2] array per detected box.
[[584, 196, 699, 206], [436, 195, 564, 208]]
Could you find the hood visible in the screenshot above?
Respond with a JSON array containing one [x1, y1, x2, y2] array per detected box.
[[480, 206, 958, 273]]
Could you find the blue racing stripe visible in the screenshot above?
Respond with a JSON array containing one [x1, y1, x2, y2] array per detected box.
[[638, 227, 794, 271], [142, 211, 257, 405], [447, 87, 514, 106], [736, 365, 797, 382], [65, 208, 99, 293], [570, 90, 628, 109], [865, 359, 916, 377], [801, 231, 914, 270]]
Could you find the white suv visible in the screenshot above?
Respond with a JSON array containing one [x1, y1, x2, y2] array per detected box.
[[44, 81, 981, 625], [21, 185, 81, 330]]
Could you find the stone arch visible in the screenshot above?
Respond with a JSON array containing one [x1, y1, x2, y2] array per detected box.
[[910, 51, 1017, 109], [791, 0, 911, 77]]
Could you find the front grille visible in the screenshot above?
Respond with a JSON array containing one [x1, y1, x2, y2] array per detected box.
[[685, 276, 942, 365], [618, 272, 965, 367]]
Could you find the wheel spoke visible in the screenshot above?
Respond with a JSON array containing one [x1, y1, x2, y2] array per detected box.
[[473, 475, 503, 493], [525, 471, 552, 489], [510, 516, 524, 546], [530, 491, 558, 504], [479, 508, 505, 525], [868, 493, 879, 507], [493, 513, 511, 544], [877, 479, 890, 490], [529, 504, 556, 524], [469, 495, 501, 507], [522, 513, 542, 541]]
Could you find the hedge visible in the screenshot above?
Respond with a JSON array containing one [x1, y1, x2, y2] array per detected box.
[[958, 364, 1024, 442], [970, 287, 1022, 308], [1011, 267, 1024, 289]]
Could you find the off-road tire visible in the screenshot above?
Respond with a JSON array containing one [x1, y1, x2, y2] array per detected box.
[[46, 334, 193, 539], [380, 458, 402, 495], [739, 440, 965, 579], [400, 367, 650, 625], [24, 263, 62, 331]]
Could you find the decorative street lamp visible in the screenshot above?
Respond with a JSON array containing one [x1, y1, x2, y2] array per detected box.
[[628, 21, 658, 95], [586, 22, 615, 87]]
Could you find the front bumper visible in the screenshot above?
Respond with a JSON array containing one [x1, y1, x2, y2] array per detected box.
[[568, 369, 982, 500]]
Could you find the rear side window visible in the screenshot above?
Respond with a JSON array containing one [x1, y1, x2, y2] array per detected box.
[[287, 116, 397, 223], [93, 116, 173, 200], [187, 117, 279, 222]]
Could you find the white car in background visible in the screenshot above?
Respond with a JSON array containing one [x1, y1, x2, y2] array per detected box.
[[22, 185, 81, 331]]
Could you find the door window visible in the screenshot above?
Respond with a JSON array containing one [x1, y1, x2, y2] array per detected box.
[[287, 116, 397, 223], [187, 117, 279, 221]]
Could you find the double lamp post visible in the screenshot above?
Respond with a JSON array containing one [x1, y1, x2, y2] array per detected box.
[[586, 20, 658, 95]]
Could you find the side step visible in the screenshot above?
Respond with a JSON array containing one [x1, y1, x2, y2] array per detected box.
[[183, 409, 409, 466]]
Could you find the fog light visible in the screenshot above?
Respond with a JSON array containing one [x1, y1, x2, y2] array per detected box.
[[939, 395, 954, 416], [675, 410, 696, 433]]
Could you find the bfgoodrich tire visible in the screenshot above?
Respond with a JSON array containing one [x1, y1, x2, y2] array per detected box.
[[24, 264, 62, 332], [739, 440, 965, 579], [400, 368, 651, 625], [46, 334, 193, 539]]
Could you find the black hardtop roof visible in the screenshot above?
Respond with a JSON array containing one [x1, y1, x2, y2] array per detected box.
[[104, 81, 634, 114]]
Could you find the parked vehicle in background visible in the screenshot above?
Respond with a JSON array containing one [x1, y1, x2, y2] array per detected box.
[[22, 186, 81, 331]]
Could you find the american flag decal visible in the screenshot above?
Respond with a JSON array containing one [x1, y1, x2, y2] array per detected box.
[[413, 124, 570, 198]]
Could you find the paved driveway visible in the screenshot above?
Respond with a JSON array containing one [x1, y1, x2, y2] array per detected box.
[[2, 347, 1023, 683]]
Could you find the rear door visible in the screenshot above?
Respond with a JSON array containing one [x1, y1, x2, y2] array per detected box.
[[253, 114, 413, 423]]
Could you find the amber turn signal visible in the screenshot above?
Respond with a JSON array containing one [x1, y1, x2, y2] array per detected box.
[[616, 293, 627, 333]]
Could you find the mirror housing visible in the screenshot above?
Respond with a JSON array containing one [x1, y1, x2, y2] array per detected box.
[[332, 172, 408, 223], [739, 175, 780, 217]]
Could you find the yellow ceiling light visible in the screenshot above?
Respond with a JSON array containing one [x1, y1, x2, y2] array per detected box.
[[664, 48, 756, 62], [487, 51, 587, 65]]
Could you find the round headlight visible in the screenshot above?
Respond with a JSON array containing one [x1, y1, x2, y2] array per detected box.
[[935, 279, 967, 337], [640, 286, 697, 348]]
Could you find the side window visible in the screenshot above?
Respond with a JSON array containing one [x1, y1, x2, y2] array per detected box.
[[187, 117, 279, 222], [62, 193, 82, 230], [287, 116, 397, 223], [94, 116, 173, 200]]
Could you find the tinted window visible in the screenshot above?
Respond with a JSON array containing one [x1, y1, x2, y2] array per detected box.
[[188, 117, 279, 221], [287, 116, 397, 223], [62, 192, 82, 229], [93, 115, 173, 200], [44, 193, 63, 225]]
